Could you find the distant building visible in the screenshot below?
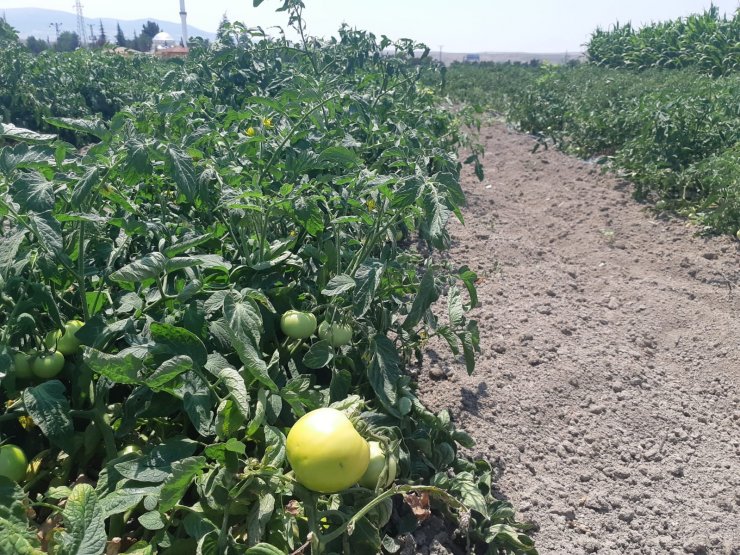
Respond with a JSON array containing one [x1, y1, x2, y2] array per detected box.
[[463, 54, 481, 63], [151, 31, 176, 51], [155, 45, 189, 59], [151, 31, 188, 58]]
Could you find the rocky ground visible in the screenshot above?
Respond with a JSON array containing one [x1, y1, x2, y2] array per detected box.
[[417, 122, 740, 554]]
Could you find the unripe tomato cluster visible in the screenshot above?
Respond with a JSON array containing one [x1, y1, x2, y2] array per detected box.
[[12, 320, 84, 380]]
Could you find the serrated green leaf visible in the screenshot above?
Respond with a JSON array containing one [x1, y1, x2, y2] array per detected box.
[[403, 267, 438, 330], [262, 425, 286, 468], [150, 322, 208, 367], [353, 260, 384, 317], [159, 456, 206, 513], [84, 348, 142, 384], [109, 252, 167, 283], [166, 146, 198, 203], [368, 334, 401, 416], [146, 355, 193, 391], [21, 381, 74, 452], [302, 340, 332, 369], [70, 167, 100, 210], [218, 367, 250, 420], [321, 274, 355, 297], [57, 484, 107, 555]]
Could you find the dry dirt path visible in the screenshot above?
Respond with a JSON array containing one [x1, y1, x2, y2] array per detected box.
[[418, 122, 740, 554]]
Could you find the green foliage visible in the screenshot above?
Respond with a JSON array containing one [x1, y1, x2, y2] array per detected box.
[[0, 17, 19, 44], [0, 44, 166, 142], [0, 10, 532, 555], [25, 36, 49, 55], [587, 6, 740, 77], [55, 31, 81, 53], [447, 63, 740, 234]]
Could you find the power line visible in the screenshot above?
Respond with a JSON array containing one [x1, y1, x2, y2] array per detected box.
[[49, 22, 62, 42], [74, 1, 87, 46]]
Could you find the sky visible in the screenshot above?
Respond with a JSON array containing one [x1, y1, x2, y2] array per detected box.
[[2, 0, 739, 52]]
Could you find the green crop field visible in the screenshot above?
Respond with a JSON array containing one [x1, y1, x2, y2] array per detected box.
[[0, 2, 537, 554], [447, 7, 740, 236]]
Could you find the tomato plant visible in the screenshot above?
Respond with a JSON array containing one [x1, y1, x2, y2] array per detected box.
[[0, 444, 27, 482], [0, 2, 535, 553]]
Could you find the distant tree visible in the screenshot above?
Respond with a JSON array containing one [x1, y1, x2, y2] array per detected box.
[[97, 19, 107, 47], [217, 14, 231, 38], [0, 16, 19, 43], [115, 23, 126, 47], [136, 20, 160, 52], [26, 35, 48, 54], [141, 20, 161, 39], [127, 30, 140, 51], [217, 14, 235, 46], [55, 31, 80, 52]]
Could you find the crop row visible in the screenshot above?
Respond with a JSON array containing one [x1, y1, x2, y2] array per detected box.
[[588, 6, 740, 77], [446, 63, 740, 235], [0, 4, 536, 554]]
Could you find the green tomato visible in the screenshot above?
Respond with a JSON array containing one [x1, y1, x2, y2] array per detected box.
[[12, 352, 33, 380], [359, 441, 398, 489], [317, 321, 353, 347], [0, 444, 28, 482], [280, 310, 317, 339], [45, 320, 84, 356], [655, 200, 667, 210], [31, 351, 65, 379], [736, 229, 740, 240]]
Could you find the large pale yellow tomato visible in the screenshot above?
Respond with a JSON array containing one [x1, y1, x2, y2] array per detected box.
[[286, 408, 369, 493]]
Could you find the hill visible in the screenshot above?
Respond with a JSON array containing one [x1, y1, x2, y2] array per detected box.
[[2, 8, 215, 43]]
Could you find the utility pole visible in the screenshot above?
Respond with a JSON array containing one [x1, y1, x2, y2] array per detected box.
[[438, 44, 443, 63], [50, 22, 62, 42], [88, 23, 95, 44], [74, 1, 87, 47]]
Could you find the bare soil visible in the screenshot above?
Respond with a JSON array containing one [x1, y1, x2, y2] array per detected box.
[[417, 122, 740, 554]]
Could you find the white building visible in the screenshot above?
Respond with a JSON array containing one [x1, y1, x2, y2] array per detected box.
[[151, 31, 177, 52]]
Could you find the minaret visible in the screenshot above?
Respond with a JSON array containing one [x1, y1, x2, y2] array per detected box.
[[179, 0, 189, 46]]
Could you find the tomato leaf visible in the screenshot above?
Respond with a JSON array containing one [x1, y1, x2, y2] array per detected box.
[[146, 355, 193, 391], [84, 348, 142, 385], [402, 267, 438, 330], [159, 456, 207, 513], [109, 252, 167, 283], [261, 426, 286, 468], [367, 334, 401, 416], [218, 367, 250, 420], [56, 484, 107, 555], [321, 274, 355, 297], [0, 478, 42, 553], [353, 260, 384, 317], [150, 322, 208, 367], [21, 380, 74, 452], [302, 340, 332, 369]]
